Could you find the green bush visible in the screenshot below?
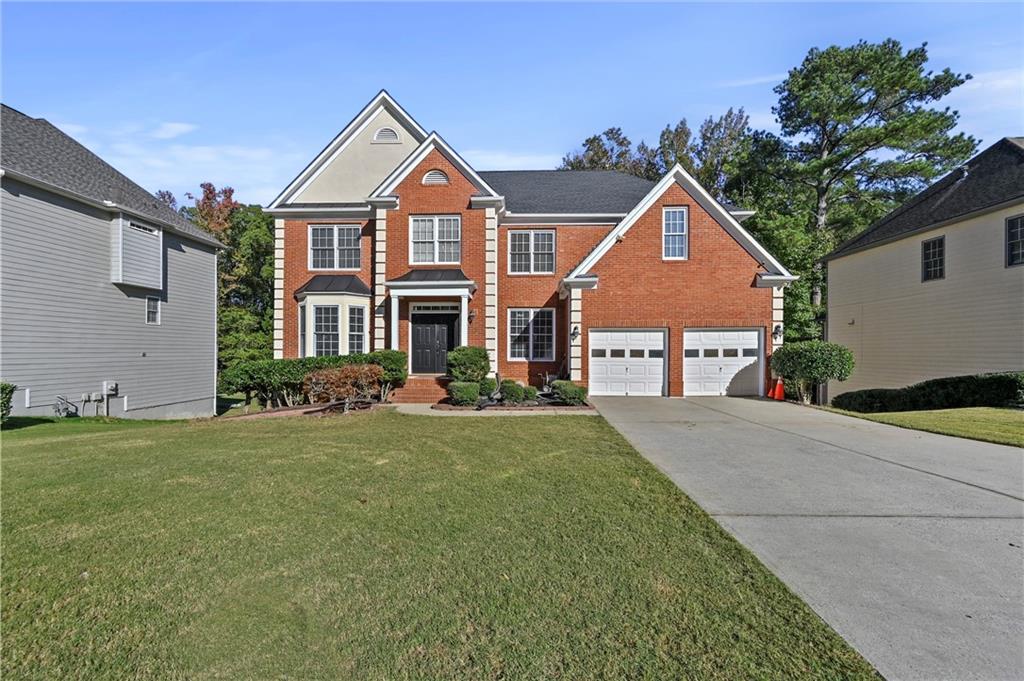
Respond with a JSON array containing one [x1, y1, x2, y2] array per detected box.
[[770, 341, 855, 404], [832, 372, 1024, 413], [551, 380, 587, 406], [447, 381, 480, 406], [500, 379, 526, 404], [1, 381, 16, 424], [524, 385, 539, 401], [446, 346, 490, 383], [219, 351, 408, 408], [479, 377, 497, 398]]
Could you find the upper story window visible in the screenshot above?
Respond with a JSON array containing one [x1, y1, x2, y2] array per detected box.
[[410, 215, 461, 264], [309, 224, 361, 270], [145, 296, 160, 325], [921, 236, 945, 281], [1007, 215, 1024, 267], [663, 207, 689, 260], [373, 127, 401, 143], [422, 169, 450, 186], [509, 230, 555, 274]]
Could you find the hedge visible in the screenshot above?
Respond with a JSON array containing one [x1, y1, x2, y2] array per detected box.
[[304, 365, 384, 404], [771, 341, 854, 404], [446, 346, 490, 383], [220, 350, 407, 407], [1, 381, 16, 424], [551, 380, 587, 406], [832, 371, 1024, 413], [447, 381, 480, 406], [479, 377, 497, 399], [499, 379, 525, 404]]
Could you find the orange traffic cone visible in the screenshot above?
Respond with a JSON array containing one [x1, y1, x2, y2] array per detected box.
[[773, 378, 785, 401]]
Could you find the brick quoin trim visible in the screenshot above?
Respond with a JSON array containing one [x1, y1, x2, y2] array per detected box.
[[385, 149, 488, 352], [282, 219, 375, 358], [498, 224, 612, 386], [580, 183, 773, 397]]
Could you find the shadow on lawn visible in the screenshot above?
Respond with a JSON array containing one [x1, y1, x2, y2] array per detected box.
[[2, 416, 64, 431]]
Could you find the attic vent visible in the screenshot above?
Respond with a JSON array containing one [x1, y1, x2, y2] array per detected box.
[[422, 169, 450, 186], [373, 127, 400, 143]]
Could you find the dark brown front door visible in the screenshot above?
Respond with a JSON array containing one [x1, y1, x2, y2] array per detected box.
[[411, 313, 458, 374]]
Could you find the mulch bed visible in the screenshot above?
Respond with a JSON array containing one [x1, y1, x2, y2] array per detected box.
[[432, 401, 594, 412]]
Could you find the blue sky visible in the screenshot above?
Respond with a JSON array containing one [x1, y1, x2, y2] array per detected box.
[[3, 2, 1021, 205]]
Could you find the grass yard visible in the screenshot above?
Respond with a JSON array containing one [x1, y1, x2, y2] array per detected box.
[[2, 411, 876, 680], [831, 407, 1024, 447]]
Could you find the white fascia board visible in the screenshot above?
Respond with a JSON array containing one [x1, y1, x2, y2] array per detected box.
[[567, 164, 793, 279], [469, 195, 505, 207], [385, 279, 477, 289], [369, 132, 503, 201], [756, 273, 800, 287], [268, 90, 429, 209]]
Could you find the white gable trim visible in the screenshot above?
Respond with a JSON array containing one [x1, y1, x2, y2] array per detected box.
[[268, 90, 428, 209], [567, 164, 793, 279], [370, 132, 502, 201]]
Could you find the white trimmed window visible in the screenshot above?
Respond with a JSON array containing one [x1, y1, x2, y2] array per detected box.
[[663, 207, 689, 259], [309, 225, 361, 270], [298, 303, 307, 358], [410, 215, 461, 264], [1007, 215, 1024, 267], [508, 308, 555, 361], [145, 296, 160, 325], [348, 305, 366, 354], [509, 230, 555, 274], [314, 305, 340, 356], [373, 127, 400, 143]]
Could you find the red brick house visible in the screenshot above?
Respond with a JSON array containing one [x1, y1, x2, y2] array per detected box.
[[268, 91, 796, 401]]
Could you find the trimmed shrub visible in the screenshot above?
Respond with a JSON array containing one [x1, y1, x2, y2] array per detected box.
[[447, 381, 481, 406], [479, 377, 497, 398], [446, 346, 490, 383], [304, 364, 384, 404], [500, 379, 526, 404], [832, 371, 1024, 413], [551, 380, 587, 406], [524, 385, 539, 401], [1, 381, 16, 424], [370, 349, 408, 402], [770, 341, 855, 404]]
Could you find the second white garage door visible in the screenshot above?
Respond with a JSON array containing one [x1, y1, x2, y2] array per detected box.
[[683, 328, 763, 396], [589, 329, 665, 396]]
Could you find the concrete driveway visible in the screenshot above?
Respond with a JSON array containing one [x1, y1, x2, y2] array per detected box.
[[593, 396, 1024, 681]]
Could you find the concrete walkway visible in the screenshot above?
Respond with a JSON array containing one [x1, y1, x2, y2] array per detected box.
[[593, 396, 1024, 681]]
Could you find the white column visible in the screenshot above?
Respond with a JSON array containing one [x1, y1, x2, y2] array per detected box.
[[373, 207, 388, 350], [460, 294, 469, 346], [272, 218, 285, 358], [569, 288, 583, 381], [390, 293, 400, 350], [484, 206, 499, 374]]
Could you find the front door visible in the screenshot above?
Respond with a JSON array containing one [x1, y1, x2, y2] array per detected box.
[[411, 313, 458, 374]]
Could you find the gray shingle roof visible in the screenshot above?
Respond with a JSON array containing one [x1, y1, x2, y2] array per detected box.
[[826, 137, 1024, 260], [1, 104, 222, 248], [294, 274, 371, 297], [389, 268, 470, 283]]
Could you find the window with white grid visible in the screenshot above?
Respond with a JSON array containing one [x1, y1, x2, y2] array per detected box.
[[921, 236, 944, 281], [509, 230, 555, 274], [409, 215, 461, 264], [508, 308, 555, 361], [314, 306, 340, 356], [348, 306, 365, 354], [309, 225, 361, 270], [663, 207, 688, 259]]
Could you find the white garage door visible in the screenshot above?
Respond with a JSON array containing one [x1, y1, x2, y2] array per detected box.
[[589, 330, 665, 396], [683, 328, 763, 396]]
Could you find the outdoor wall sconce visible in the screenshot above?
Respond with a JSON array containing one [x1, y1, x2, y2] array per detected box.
[[468, 309, 477, 322], [772, 324, 784, 341], [571, 325, 581, 341]]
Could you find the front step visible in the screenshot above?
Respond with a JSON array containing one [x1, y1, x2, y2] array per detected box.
[[390, 376, 451, 404]]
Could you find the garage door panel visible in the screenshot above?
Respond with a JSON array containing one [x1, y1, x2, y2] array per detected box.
[[589, 329, 665, 396], [684, 328, 763, 397]]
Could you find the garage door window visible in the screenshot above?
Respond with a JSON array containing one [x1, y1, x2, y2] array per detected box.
[[592, 348, 606, 358], [649, 349, 664, 358], [508, 308, 555, 361]]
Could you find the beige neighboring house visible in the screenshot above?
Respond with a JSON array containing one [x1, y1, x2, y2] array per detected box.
[[824, 137, 1024, 399]]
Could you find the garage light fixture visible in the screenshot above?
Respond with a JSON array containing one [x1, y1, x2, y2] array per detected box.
[[571, 325, 580, 341], [772, 324, 783, 341]]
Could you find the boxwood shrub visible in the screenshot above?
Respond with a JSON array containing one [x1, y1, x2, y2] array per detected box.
[[479, 377, 497, 399], [447, 381, 480, 406], [500, 379, 526, 404], [551, 380, 587, 406], [1, 381, 16, 424], [524, 385, 539, 401], [832, 371, 1024, 413], [446, 346, 490, 383]]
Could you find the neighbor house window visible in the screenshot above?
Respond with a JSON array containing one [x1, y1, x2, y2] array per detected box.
[[921, 236, 945, 281], [145, 296, 160, 325], [509, 230, 555, 274], [314, 306, 340, 356], [298, 303, 307, 358], [410, 215, 461, 264], [508, 308, 555, 361], [663, 207, 688, 259], [348, 306, 365, 354], [309, 225, 361, 270], [1007, 215, 1024, 267]]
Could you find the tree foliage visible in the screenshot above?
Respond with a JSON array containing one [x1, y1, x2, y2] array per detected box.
[[770, 340, 855, 404]]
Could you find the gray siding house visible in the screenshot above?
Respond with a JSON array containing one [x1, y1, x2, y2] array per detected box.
[[1, 104, 221, 419]]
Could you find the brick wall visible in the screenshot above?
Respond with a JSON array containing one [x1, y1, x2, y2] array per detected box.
[[580, 183, 773, 396]]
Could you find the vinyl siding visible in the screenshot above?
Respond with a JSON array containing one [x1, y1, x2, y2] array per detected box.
[[827, 202, 1024, 397], [0, 177, 217, 418]]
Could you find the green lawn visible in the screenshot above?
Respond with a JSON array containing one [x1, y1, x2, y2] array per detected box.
[[3, 411, 875, 680], [831, 407, 1024, 447]]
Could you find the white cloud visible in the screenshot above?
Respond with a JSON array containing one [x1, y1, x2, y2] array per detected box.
[[151, 122, 198, 139], [461, 149, 563, 170], [717, 73, 787, 88], [746, 111, 780, 133], [943, 68, 1024, 146]]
